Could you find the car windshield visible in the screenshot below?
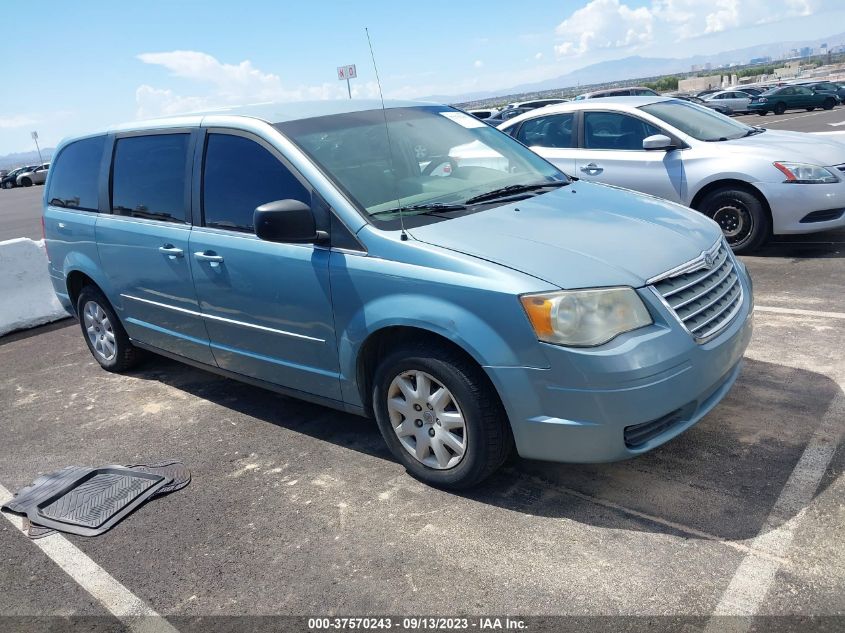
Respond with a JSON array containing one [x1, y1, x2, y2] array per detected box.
[[276, 106, 566, 228], [639, 99, 755, 142]]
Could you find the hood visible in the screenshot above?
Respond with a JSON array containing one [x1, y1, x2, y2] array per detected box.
[[407, 181, 722, 289], [721, 129, 845, 166]]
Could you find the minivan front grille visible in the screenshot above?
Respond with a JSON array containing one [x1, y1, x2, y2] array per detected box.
[[651, 241, 743, 342]]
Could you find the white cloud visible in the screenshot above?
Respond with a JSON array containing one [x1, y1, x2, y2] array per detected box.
[[0, 114, 38, 129], [534, 52, 544, 60], [554, 0, 834, 56], [135, 50, 383, 118], [474, 60, 484, 68], [555, 0, 654, 56]]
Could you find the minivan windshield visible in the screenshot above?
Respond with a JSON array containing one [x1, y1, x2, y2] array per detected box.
[[276, 106, 566, 228], [640, 99, 756, 142]]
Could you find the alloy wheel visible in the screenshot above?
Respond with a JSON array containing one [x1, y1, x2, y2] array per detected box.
[[83, 301, 117, 362], [386, 370, 467, 470], [713, 203, 753, 247]]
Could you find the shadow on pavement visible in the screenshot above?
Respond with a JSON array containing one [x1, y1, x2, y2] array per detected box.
[[128, 354, 841, 544]]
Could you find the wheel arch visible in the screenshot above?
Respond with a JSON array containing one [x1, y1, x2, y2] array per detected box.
[[355, 325, 502, 418], [690, 178, 772, 225]]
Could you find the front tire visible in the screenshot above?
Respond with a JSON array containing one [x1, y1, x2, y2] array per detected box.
[[21, 177, 32, 187], [77, 285, 141, 372], [372, 342, 512, 489], [773, 102, 786, 115], [823, 98, 835, 110], [757, 110, 768, 116], [697, 187, 770, 254]]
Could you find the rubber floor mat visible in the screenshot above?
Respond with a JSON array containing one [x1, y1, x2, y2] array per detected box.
[[3, 466, 171, 537], [125, 461, 191, 496]]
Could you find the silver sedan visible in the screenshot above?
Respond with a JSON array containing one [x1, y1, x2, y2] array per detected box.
[[498, 97, 845, 252]]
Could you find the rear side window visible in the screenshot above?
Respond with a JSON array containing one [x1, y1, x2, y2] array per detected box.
[[47, 136, 105, 211], [202, 133, 309, 232], [516, 114, 574, 148], [111, 134, 190, 223]]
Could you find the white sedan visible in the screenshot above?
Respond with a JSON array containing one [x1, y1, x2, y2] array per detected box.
[[498, 97, 845, 252]]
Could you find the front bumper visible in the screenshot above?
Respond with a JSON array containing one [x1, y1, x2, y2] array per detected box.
[[754, 179, 845, 234], [485, 273, 753, 463]]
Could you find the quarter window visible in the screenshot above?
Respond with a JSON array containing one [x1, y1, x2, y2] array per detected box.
[[111, 134, 190, 223], [516, 114, 575, 148], [583, 112, 661, 150], [202, 133, 309, 232], [47, 136, 105, 211]]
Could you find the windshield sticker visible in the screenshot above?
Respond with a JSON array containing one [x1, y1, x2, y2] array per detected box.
[[440, 111, 487, 129]]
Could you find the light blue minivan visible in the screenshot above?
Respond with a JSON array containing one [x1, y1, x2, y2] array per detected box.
[[44, 100, 753, 488]]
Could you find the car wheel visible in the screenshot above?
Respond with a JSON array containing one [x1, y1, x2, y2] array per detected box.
[[21, 177, 32, 187], [697, 187, 770, 254], [822, 98, 835, 110], [773, 103, 786, 115], [806, 107, 815, 111], [372, 341, 512, 489], [757, 111, 768, 116], [77, 285, 141, 372]]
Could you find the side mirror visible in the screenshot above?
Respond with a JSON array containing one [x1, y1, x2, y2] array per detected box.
[[643, 134, 674, 151], [253, 199, 327, 244]]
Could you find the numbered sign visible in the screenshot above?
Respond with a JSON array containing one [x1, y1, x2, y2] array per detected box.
[[337, 64, 357, 80]]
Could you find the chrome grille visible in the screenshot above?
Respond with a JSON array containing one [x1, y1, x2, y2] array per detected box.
[[652, 241, 743, 342]]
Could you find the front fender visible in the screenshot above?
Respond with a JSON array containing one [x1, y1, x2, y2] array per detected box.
[[336, 293, 549, 409]]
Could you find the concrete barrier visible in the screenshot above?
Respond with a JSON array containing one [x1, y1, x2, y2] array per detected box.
[[0, 238, 70, 337]]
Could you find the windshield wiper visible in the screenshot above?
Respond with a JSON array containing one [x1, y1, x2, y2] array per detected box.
[[370, 202, 467, 217], [742, 127, 766, 137], [463, 180, 568, 205]]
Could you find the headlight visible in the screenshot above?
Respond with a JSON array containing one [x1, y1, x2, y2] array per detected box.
[[773, 161, 839, 184], [757, 97, 767, 103], [520, 287, 652, 347]]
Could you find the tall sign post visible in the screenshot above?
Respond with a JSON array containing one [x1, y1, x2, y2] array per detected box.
[[337, 64, 357, 99], [31, 131, 43, 164]]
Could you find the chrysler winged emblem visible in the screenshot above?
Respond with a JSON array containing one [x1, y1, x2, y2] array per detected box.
[[703, 251, 716, 268]]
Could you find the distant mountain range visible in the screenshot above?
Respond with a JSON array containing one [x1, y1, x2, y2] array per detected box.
[[0, 148, 53, 171], [434, 31, 845, 104]]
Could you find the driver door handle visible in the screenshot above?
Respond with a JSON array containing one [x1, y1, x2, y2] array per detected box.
[[580, 163, 604, 175], [158, 244, 184, 258]]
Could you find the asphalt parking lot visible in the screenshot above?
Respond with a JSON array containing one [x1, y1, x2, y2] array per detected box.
[[1, 132, 844, 631]]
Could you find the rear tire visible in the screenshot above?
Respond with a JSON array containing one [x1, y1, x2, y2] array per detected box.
[[77, 285, 141, 372], [21, 177, 32, 187], [757, 111, 768, 116], [822, 98, 835, 110], [773, 103, 786, 115], [372, 341, 512, 489], [697, 187, 770, 254]]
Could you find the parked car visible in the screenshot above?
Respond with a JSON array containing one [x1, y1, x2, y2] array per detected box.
[[703, 90, 753, 114], [465, 108, 498, 120], [44, 100, 752, 488], [696, 89, 721, 99], [795, 81, 845, 102], [501, 98, 568, 110], [574, 87, 658, 100], [16, 162, 50, 186], [736, 87, 763, 97], [676, 94, 732, 115], [482, 106, 532, 125], [499, 97, 845, 252], [748, 85, 837, 115], [1, 165, 37, 189]]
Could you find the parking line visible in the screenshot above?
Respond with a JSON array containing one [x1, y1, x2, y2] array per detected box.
[[704, 391, 844, 630], [0, 484, 179, 633], [755, 306, 845, 320]]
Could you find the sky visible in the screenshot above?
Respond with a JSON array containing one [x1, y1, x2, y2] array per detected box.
[[2, 0, 844, 154]]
